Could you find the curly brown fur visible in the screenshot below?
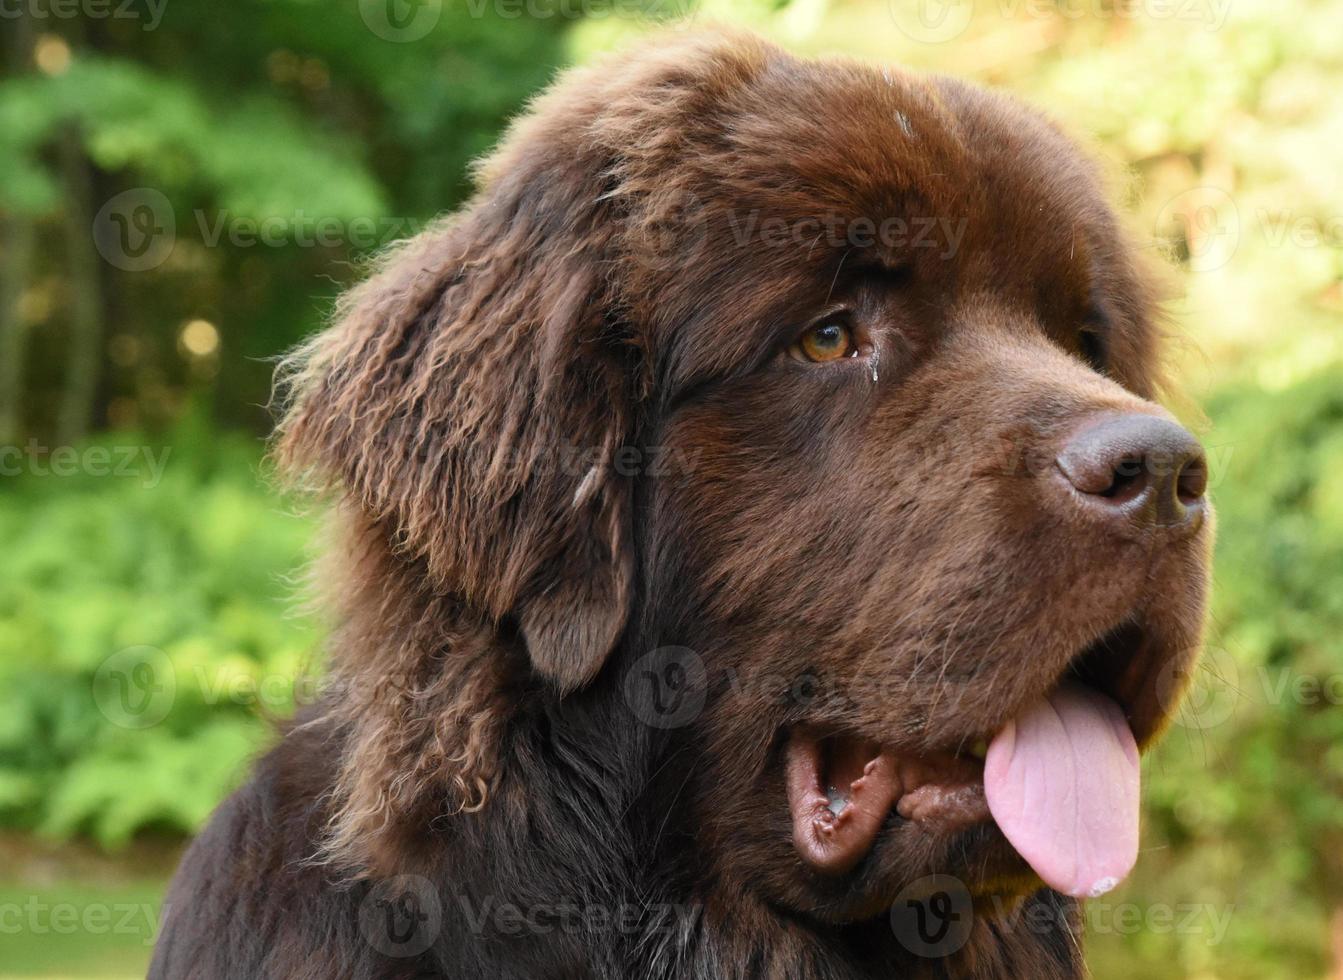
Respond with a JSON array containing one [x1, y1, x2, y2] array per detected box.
[[152, 29, 1211, 980]]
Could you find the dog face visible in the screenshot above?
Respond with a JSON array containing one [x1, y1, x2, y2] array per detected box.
[[278, 31, 1211, 936], [621, 60, 1213, 921]]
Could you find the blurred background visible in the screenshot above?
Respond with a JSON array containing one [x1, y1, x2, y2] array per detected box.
[[1, 0, 1341, 976]]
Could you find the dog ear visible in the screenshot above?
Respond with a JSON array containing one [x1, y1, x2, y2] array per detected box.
[[270, 34, 774, 871], [276, 123, 640, 693], [276, 30, 778, 689]]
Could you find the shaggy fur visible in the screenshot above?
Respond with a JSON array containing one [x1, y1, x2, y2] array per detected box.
[[150, 30, 1212, 979]]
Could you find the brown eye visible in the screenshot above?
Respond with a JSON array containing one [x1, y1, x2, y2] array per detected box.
[[794, 319, 857, 363], [1079, 325, 1106, 372]]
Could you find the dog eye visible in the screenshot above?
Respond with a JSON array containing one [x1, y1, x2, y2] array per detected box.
[[793, 318, 858, 363], [1079, 326, 1106, 371]]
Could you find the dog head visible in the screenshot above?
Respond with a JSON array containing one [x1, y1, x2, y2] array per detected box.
[[278, 31, 1212, 929]]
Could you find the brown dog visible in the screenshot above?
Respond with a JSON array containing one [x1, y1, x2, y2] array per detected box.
[[151, 30, 1212, 979]]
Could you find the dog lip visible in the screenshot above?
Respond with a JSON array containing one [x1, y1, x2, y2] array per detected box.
[[1063, 619, 1170, 746], [785, 728, 991, 875], [785, 618, 1177, 880]]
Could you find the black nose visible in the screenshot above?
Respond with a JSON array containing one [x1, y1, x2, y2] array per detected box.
[[1056, 414, 1208, 530]]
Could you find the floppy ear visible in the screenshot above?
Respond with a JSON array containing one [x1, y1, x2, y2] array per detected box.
[[274, 34, 773, 871], [277, 28, 778, 688], [276, 117, 638, 693]]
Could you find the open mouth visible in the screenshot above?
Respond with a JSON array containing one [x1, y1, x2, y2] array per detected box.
[[785, 625, 1151, 899]]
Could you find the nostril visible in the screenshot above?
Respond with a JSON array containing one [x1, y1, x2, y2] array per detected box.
[[1055, 413, 1207, 530], [1176, 455, 1209, 506], [1100, 455, 1148, 504]]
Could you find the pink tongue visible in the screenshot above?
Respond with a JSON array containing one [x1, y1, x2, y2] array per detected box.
[[984, 683, 1140, 898]]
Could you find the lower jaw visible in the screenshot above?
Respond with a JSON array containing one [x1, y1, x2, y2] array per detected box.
[[789, 820, 1040, 924], [786, 729, 993, 876], [879, 820, 1032, 896], [784, 622, 1159, 900]]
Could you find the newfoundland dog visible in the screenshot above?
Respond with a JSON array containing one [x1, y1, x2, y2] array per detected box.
[[151, 29, 1212, 980]]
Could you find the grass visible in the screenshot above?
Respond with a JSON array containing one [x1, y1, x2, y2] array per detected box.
[[0, 835, 176, 979], [0, 881, 162, 979]]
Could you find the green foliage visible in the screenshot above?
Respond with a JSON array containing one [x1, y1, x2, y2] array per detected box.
[[0, 429, 317, 847], [3, 0, 569, 435], [0, 58, 383, 219], [1121, 362, 1343, 979]]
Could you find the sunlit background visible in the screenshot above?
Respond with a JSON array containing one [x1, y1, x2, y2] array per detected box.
[[2, 0, 1341, 976]]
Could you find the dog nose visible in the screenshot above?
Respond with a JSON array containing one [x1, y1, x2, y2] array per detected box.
[[1056, 414, 1208, 530]]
